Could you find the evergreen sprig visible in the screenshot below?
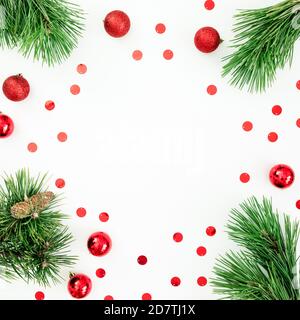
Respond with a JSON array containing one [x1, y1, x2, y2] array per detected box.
[[211, 197, 300, 300], [223, 0, 300, 92], [0, 169, 76, 286]]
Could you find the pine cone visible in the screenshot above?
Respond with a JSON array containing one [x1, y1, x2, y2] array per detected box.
[[11, 201, 31, 219]]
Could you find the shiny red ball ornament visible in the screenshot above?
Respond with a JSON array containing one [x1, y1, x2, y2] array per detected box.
[[2, 74, 30, 102], [68, 273, 92, 299], [87, 232, 112, 256], [0, 113, 14, 138], [194, 27, 221, 53], [104, 10, 131, 38], [269, 164, 295, 188]]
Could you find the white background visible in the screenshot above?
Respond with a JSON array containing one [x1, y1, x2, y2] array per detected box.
[[0, 0, 300, 300]]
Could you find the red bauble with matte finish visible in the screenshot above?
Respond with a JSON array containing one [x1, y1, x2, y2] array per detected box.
[[2, 74, 30, 102], [194, 27, 221, 53], [68, 273, 92, 299], [0, 113, 14, 138], [104, 10, 131, 38], [87, 232, 112, 256], [269, 164, 295, 188]]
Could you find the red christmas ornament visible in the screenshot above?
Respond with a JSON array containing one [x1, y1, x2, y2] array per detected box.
[[194, 27, 221, 53], [0, 113, 14, 138], [2, 74, 30, 102], [104, 10, 131, 38], [269, 164, 295, 188], [87, 232, 112, 256], [68, 273, 92, 299]]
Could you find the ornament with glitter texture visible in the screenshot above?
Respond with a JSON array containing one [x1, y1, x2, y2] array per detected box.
[[68, 273, 92, 299], [87, 232, 112, 256], [269, 164, 294, 188]]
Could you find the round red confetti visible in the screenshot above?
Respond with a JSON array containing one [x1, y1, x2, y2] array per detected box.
[[96, 268, 106, 278], [197, 276, 207, 286], [206, 226, 216, 236], [242, 121, 253, 132], [77, 64, 87, 74], [240, 173, 250, 183], [204, 0, 215, 10], [272, 105, 282, 116], [207, 85, 217, 95], [171, 277, 181, 287], [296, 80, 300, 90], [70, 84, 80, 95], [35, 291, 45, 300], [296, 119, 300, 128], [104, 295, 114, 300], [45, 100, 55, 111], [163, 49, 173, 60], [27, 142, 38, 153], [55, 178, 65, 189], [137, 255, 148, 265], [57, 132, 67, 142], [155, 23, 166, 34], [296, 200, 300, 209], [132, 50, 143, 61], [268, 132, 278, 142], [142, 293, 152, 300], [173, 232, 183, 242], [76, 207, 86, 218], [196, 246, 207, 256], [99, 212, 109, 222]]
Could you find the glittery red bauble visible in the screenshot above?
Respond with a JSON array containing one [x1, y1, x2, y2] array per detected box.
[[269, 164, 295, 188], [68, 273, 92, 299], [194, 27, 221, 53], [0, 113, 14, 138], [87, 232, 112, 256], [104, 10, 131, 38], [2, 74, 30, 102]]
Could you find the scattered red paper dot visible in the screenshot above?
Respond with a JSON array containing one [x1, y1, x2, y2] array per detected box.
[[142, 293, 152, 300], [76, 207, 86, 218], [70, 84, 80, 95], [207, 85, 217, 95], [171, 277, 181, 287], [27, 142, 38, 153], [196, 246, 207, 256], [240, 173, 250, 183], [45, 100, 55, 111], [57, 132, 68, 142], [55, 178, 65, 189], [173, 232, 183, 242], [272, 105, 282, 116], [242, 121, 253, 132], [99, 212, 109, 222], [163, 49, 173, 60], [206, 226, 216, 236], [137, 255, 148, 265], [132, 50, 143, 61], [96, 268, 106, 278], [35, 291, 45, 300], [296, 80, 300, 90], [77, 64, 87, 74], [197, 276, 207, 286], [104, 295, 114, 300], [296, 119, 300, 128], [204, 0, 215, 10], [155, 23, 166, 34], [268, 132, 278, 142], [296, 200, 300, 209]]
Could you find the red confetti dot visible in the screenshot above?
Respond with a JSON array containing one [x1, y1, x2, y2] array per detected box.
[[35, 291, 45, 300], [104, 295, 114, 300], [76, 207, 86, 218], [296, 200, 300, 209], [70, 84, 80, 95], [206, 226, 216, 236], [27, 142, 38, 153], [196, 246, 207, 256], [173, 232, 183, 242], [204, 0, 215, 10], [296, 80, 300, 90], [171, 277, 181, 287], [55, 178, 65, 189], [77, 64, 87, 74], [296, 119, 300, 128], [132, 50, 143, 61], [99, 212, 109, 222], [137, 255, 148, 265], [142, 293, 152, 300], [268, 132, 278, 142], [207, 85, 217, 95], [57, 132, 68, 142], [45, 100, 55, 111], [272, 105, 282, 116], [242, 121, 253, 132], [155, 23, 166, 34], [96, 268, 106, 278], [163, 49, 173, 60], [240, 173, 250, 183], [197, 276, 207, 286]]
